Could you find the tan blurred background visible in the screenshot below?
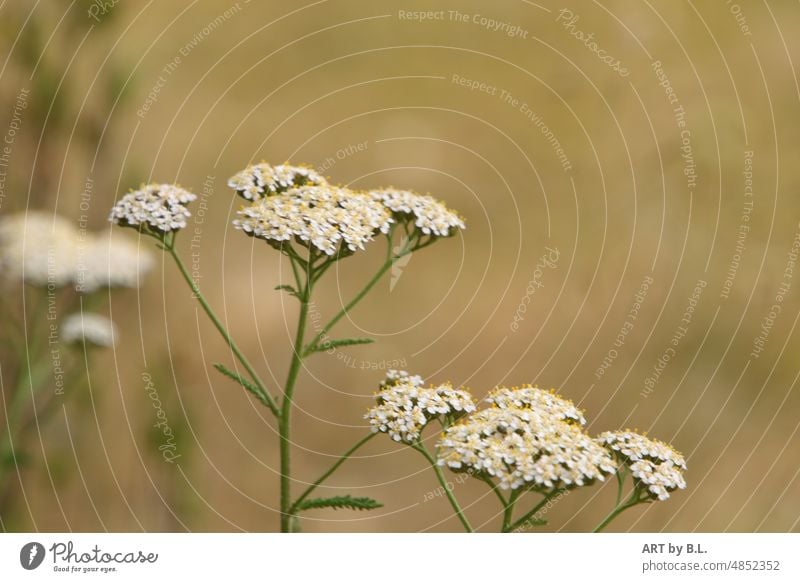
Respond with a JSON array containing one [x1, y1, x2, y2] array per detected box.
[[1, 0, 799, 532]]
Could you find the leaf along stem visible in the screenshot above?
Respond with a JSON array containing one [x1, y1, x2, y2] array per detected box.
[[165, 236, 279, 417], [289, 432, 377, 515]]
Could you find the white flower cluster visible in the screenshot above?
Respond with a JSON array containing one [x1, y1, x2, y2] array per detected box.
[[380, 369, 424, 389], [438, 406, 615, 491], [234, 185, 392, 255], [597, 431, 687, 500], [228, 163, 327, 200], [371, 188, 465, 237], [366, 371, 476, 443], [76, 231, 155, 293], [486, 385, 586, 426], [0, 213, 153, 291], [109, 183, 197, 232], [0, 212, 79, 286], [61, 313, 118, 348]]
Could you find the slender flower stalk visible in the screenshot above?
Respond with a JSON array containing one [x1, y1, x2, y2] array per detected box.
[[164, 236, 279, 417], [592, 487, 649, 533], [278, 269, 311, 532], [506, 489, 564, 532], [412, 442, 473, 532]]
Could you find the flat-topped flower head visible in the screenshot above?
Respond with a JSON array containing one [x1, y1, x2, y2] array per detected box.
[[366, 372, 476, 443], [438, 407, 615, 491], [486, 385, 586, 425], [597, 430, 687, 500], [380, 369, 424, 389], [76, 231, 154, 293], [371, 188, 465, 237], [0, 212, 79, 287], [234, 185, 392, 256], [61, 313, 117, 348], [109, 184, 197, 233], [597, 430, 686, 468], [228, 162, 327, 200]]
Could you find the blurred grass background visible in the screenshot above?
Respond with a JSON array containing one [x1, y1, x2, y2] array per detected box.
[[1, 0, 799, 532]]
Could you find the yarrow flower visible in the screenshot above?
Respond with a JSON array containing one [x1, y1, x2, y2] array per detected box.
[[380, 369, 424, 389], [228, 162, 327, 200], [438, 407, 616, 491], [370, 188, 465, 237], [76, 230, 154, 293], [234, 185, 392, 256], [486, 385, 586, 426], [597, 430, 687, 500], [61, 313, 118, 348], [109, 183, 197, 233], [366, 371, 476, 443], [0, 212, 79, 287]]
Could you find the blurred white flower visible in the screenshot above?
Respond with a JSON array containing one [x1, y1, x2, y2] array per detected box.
[[438, 406, 616, 491], [76, 230, 154, 293], [61, 312, 118, 348], [366, 372, 476, 443], [234, 185, 392, 256], [109, 183, 196, 233], [0, 211, 79, 287], [596, 430, 687, 500], [486, 385, 586, 425], [371, 188, 465, 237], [228, 162, 327, 200]]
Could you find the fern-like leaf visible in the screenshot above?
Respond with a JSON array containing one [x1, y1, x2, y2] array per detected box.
[[296, 495, 383, 512], [213, 363, 272, 409], [274, 284, 298, 297], [307, 337, 374, 355]]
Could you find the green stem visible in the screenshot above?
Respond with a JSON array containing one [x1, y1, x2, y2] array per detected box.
[[279, 275, 311, 532], [304, 260, 392, 355], [289, 432, 376, 515], [413, 443, 473, 532], [593, 487, 644, 533], [481, 476, 508, 508], [507, 489, 563, 532], [501, 489, 521, 532], [304, 233, 417, 355], [615, 467, 627, 506], [0, 352, 53, 493], [166, 242, 279, 417]]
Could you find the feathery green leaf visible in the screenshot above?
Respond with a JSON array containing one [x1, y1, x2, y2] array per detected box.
[[296, 495, 383, 512], [306, 337, 374, 355], [274, 284, 299, 297], [213, 363, 272, 409]]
